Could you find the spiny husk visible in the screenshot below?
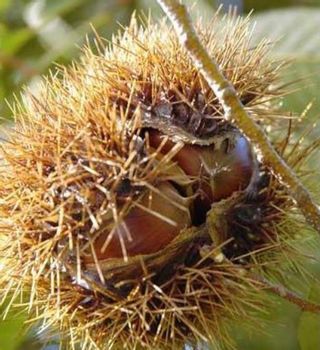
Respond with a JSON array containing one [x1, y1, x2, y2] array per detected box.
[[0, 11, 318, 350]]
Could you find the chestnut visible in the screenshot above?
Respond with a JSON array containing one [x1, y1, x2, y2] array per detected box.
[[83, 129, 254, 262], [148, 129, 255, 206], [84, 181, 190, 261]]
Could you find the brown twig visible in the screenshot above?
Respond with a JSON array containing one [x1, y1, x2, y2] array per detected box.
[[251, 274, 320, 314], [156, 0, 320, 233], [0, 52, 38, 78]]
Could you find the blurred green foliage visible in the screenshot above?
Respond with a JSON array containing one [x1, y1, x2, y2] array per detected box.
[[0, 1, 320, 349], [243, 0, 320, 12], [0, 303, 28, 350], [298, 283, 320, 350]]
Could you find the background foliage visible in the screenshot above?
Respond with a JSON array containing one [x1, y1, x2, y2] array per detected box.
[[0, 0, 320, 349]]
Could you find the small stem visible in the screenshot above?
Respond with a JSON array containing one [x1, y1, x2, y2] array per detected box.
[[156, 0, 320, 233], [0, 52, 37, 78], [206, 246, 320, 314], [251, 274, 320, 314]]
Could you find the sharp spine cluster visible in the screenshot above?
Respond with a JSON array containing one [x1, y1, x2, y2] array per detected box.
[[0, 11, 318, 350]]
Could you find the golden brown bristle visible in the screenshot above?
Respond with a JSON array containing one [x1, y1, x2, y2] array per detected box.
[[0, 11, 318, 350]]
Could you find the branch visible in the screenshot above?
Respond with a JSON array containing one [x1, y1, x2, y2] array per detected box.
[[156, 0, 320, 233], [251, 274, 320, 314], [0, 52, 37, 78], [207, 249, 320, 313]]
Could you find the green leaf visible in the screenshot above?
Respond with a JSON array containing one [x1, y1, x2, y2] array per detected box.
[[0, 304, 28, 350], [244, 0, 318, 13], [252, 8, 320, 57], [281, 60, 320, 115], [298, 284, 320, 350], [0, 0, 9, 14], [45, 0, 86, 15], [251, 8, 320, 116], [0, 29, 33, 54]]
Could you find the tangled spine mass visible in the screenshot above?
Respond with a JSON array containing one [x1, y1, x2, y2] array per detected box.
[[0, 12, 318, 350]]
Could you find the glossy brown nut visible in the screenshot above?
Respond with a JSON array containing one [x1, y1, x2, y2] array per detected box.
[[84, 181, 190, 261], [148, 130, 255, 203]]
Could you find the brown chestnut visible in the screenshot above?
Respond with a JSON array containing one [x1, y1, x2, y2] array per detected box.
[[84, 181, 190, 261], [148, 129, 255, 206]]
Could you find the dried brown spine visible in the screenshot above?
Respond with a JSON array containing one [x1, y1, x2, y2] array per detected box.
[[0, 10, 319, 350]]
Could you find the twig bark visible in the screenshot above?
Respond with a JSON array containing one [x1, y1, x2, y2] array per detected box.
[[156, 0, 320, 233], [0, 52, 37, 78], [251, 274, 320, 313]]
